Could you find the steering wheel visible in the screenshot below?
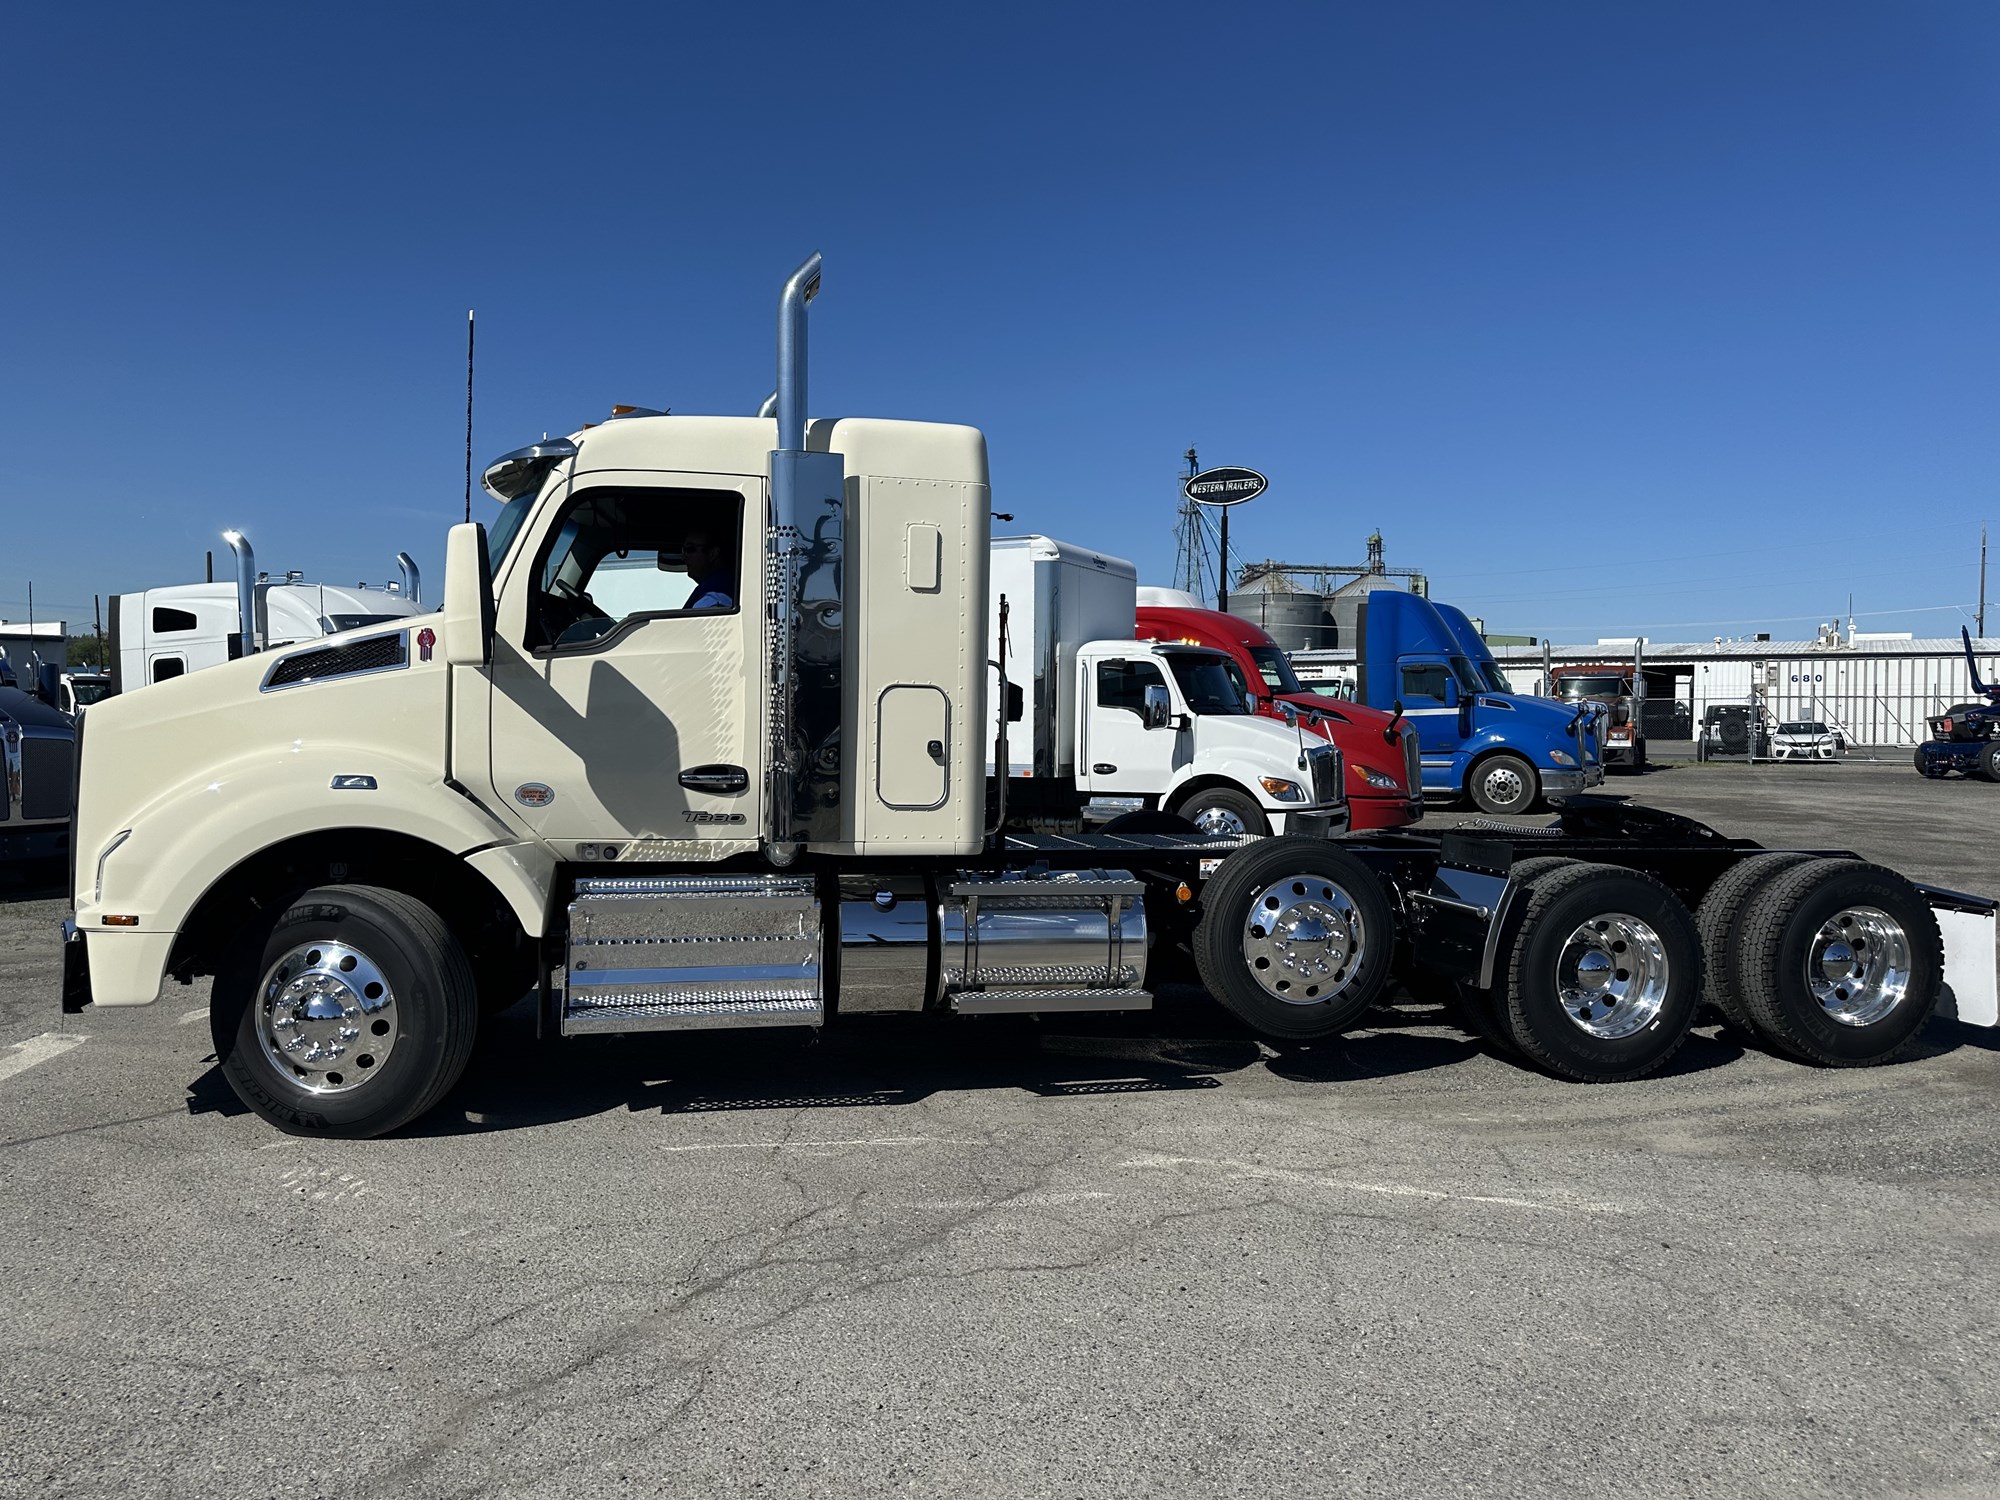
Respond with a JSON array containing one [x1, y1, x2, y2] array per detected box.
[[537, 580, 611, 648]]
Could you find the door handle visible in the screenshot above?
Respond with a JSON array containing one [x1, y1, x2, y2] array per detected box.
[[926, 739, 944, 763], [679, 764, 749, 795], [1093, 762, 1117, 775]]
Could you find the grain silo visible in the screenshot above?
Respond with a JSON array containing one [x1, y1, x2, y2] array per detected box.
[[1227, 569, 1336, 651]]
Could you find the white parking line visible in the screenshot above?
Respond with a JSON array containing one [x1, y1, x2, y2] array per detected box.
[[653, 1135, 979, 1154], [0, 1034, 87, 1086], [1122, 1153, 1628, 1215], [177, 1008, 209, 1026]]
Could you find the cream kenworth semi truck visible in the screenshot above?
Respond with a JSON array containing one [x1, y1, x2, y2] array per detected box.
[[61, 256, 2000, 1138]]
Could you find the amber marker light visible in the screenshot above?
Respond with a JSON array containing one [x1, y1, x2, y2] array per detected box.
[[101, 915, 139, 926]]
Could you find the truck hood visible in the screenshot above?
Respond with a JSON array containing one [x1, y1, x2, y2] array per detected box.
[[1192, 710, 1316, 768]]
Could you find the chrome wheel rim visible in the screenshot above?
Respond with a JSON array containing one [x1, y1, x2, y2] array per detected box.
[[1483, 765, 1526, 807], [255, 941, 399, 1094], [1192, 804, 1250, 837], [1241, 875, 1364, 1005], [1808, 906, 1909, 1027], [1554, 912, 1668, 1039]]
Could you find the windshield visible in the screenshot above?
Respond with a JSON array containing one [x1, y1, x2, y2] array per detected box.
[[1779, 722, 1826, 735], [70, 679, 114, 706], [1448, 655, 1485, 695], [1559, 675, 1630, 698], [1474, 660, 1514, 693], [1246, 644, 1304, 695], [487, 492, 538, 572], [1164, 654, 1251, 714]]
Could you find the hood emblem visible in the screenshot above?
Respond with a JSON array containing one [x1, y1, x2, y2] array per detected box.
[[416, 627, 435, 662], [515, 783, 554, 807]]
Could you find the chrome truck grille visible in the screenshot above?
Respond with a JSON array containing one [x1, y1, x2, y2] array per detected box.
[[940, 870, 1151, 1014], [1403, 728, 1421, 794], [1308, 744, 1341, 804], [561, 875, 822, 1034]]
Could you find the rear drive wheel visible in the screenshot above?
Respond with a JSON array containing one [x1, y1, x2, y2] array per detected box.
[[1978, 742, 2000, 783], [1498, 863, 1702, 1082], [1193, 837, 1394, 1040], [1468, 753, 1539, 816], [211, 884, 479, 1137], [1735, 861, 1942, 1066], [1173, 785, 1270, 839], [1448, 856, 1580, 1054], [1694, 853, 1819, 1033]]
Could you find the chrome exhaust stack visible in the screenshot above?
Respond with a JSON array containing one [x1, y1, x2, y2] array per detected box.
[[396, 552, 423, 608], [764, 252, 847, 861], [221, 530, 260, 656]]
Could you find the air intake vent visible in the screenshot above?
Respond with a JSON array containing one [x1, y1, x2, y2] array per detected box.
[[262, 632, 409, 691]]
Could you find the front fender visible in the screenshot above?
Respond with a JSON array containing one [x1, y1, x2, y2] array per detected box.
[[1165, 752, 1313, 812], [78, 745, 551, 942]]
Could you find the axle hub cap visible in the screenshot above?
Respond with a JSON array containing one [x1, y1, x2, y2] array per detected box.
[[1192, 805, 1250, 838], [1554, 912, 1669, 1039], [1241, 876, 1366, 1005], [1808, 906, 1909, 1027], [256, 941, 399, 1094]]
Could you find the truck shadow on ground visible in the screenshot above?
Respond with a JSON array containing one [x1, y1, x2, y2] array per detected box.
[[185, 982, 1767, 1134]]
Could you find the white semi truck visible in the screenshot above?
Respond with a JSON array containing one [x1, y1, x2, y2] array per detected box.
[[60, 254, 1998, 1139], [109, 534, 424, 693], [987, 535, 1343, 839]]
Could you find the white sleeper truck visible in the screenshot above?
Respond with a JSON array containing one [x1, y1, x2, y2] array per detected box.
[[61, 255, 1999, 1138], [988, 535, 1343, 839], [111, 534, 424, 692]]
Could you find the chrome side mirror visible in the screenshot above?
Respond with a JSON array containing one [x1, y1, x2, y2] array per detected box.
[[443, 522, 493, 666], [1142, 683, 1173, 730]]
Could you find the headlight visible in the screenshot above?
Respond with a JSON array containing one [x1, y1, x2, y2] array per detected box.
[[1259, 777, 1306, 802], [1548, 749, 1575, 767], [1354, 766, 1400, 790]]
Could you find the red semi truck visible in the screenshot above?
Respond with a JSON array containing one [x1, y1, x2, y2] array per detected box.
[[1135, 596, 1423, 832]]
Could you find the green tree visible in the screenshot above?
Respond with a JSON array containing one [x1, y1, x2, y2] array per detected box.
[[66, 632, 108, 669]]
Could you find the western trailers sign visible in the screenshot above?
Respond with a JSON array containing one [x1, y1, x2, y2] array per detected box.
[[1183, 466, 1268, 506]]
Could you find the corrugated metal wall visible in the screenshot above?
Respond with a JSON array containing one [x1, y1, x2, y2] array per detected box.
[[1685, 650, 1999, 746]]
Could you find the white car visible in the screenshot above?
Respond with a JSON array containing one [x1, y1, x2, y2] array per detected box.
[[1770, 720, 1844, 760]]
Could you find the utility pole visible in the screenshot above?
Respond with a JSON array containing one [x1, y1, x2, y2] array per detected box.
[[1980, 523, 1988, 638], [464, 309, 477, 525], [94, 594, 103, 668]]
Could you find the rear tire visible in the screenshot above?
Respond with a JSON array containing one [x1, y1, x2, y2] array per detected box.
[[1173, 786, 1270, 839], [1468, 753, 1539, 815], [211, 884, 479, 1138], [1193, 837, 1394, 1040], [1978, 742, 2000, 783], [1449, 856, 1580, 1054], [1694, 853, 1819, 1033], [1498, 863, 1702, 1082], [1735, 861, 1942, 1066]]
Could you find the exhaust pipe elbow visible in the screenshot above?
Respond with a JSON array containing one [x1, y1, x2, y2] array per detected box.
[[221, 530, 259, 656], [774, 252, 822, 455], [396, 551, 422, 608]]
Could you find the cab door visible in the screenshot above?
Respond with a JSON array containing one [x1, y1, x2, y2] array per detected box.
[[1397, 658, 1469, 784], [1078, 654, 1184, 796], [483, 471, 764, 853]]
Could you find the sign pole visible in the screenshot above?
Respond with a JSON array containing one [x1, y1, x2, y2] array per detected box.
[[1219, 508, 1230, 613]]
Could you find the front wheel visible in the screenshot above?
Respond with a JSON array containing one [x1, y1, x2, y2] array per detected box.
[[1193, 837, 1394, 1039], [1468, 753, 1539, 815], [1173, 785, 1270, 839], [211, 884, 479, 1138]]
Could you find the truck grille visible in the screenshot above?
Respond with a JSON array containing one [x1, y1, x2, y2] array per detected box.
[[1309, 747, 1341, 804], [21, 736, 73, 821], [1403, 729, 1420, 793]]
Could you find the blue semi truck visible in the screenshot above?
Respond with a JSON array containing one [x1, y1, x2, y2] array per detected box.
[[1299, 591, 1603, 814]]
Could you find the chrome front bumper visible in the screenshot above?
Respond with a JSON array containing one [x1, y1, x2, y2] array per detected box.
[[1542, 765, 1605, 795], [1270, 807, 1349, 839]]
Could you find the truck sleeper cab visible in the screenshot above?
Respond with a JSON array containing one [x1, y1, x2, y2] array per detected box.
[[58, 252, 1998, 1140], [1134, 596, 1421, 832]]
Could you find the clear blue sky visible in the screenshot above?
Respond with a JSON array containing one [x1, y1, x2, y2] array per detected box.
[[5, 1, 1995, 644]]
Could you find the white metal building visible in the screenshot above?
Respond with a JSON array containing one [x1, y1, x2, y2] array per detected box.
[[1486, 635, 2000, 748], [0, 620, 68, 680]]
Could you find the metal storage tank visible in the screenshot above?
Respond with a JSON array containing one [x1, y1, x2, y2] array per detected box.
[[1227, 571, 1336, 651]]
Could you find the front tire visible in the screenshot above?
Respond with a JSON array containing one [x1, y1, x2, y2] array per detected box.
[[1468, 753, 1539, 815], [1173, 785, 1270, 839], [1193, 838, 1394, 1039], [211, 884, 479, 1138]]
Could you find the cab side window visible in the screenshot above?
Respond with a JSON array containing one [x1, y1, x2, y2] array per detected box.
[[1401, 664, 1449, 702], [1097, 659, 1168, 715], [527, 486, 744, 652]]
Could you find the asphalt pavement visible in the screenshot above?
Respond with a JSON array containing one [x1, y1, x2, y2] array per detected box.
[[2, 760, 1997, 1499]]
